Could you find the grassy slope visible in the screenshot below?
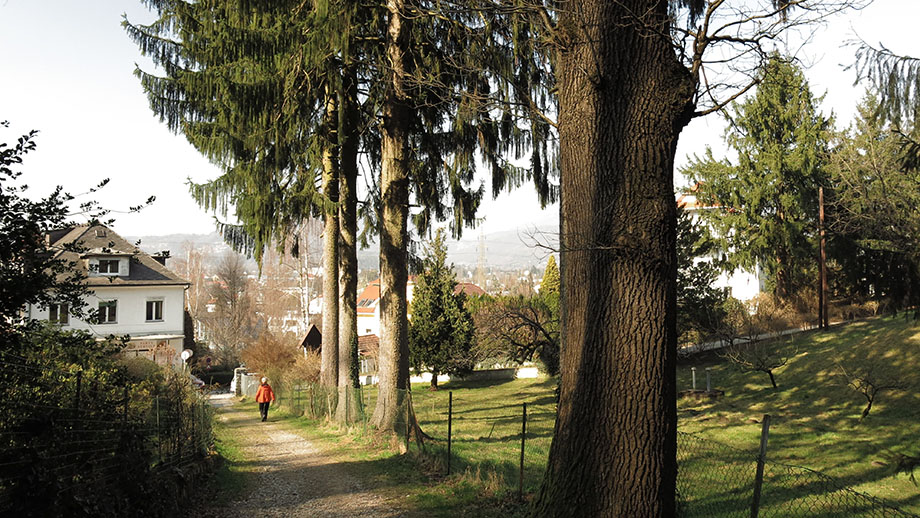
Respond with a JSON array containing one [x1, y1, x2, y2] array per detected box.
[[235, 316, 920, 516], [676, 315, 920, 513]]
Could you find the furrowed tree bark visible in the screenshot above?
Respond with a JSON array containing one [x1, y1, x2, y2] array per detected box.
[[371, 0, 411, 440], [321, 92, 340, 390], [336, 68, 361, 424], [533, 1, 694, 516]]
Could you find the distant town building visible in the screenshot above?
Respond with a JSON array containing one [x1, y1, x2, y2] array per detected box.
[[355, 277, 485, 337]]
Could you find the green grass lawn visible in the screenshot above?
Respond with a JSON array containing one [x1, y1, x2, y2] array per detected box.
[[208, 412, 252, 501], [675, 315, 920, 515], [266, 315, 920, 516]]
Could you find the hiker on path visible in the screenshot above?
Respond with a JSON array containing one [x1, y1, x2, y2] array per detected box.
[[255, 377, 276, 422]]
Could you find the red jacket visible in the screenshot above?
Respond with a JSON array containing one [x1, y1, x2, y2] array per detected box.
[[255, 383, 275, 403]]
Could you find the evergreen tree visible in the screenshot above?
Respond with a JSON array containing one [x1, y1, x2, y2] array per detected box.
[[126, 0, 552, 434], [675, 207, 727, 344], [683, 56, 831, 299], [827, 94, 920, 306], [852, 41, 920, 152], [527, 2, 854, 516], [124, 0, 351, 389], [408, 229, 475, 390], [541, 255, 560, 296]]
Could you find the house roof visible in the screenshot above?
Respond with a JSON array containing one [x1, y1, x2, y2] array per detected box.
[[356, 280, 380, 314], [49, 224, 189, 287], [357, 334, 378, 357], [357, 277, 480, 312], [454, 282, 486, 297], [300, 324, 322, 350]]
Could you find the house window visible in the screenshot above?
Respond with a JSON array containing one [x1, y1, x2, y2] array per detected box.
[[98, 259, 120, 274], [98, 300, 117, 324], [146, 300, 163, 322], [49, 303, 69, 325]]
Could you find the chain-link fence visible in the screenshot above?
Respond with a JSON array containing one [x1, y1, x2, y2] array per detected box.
[[271, 381, 916, 517], [677, 429, 917, 518], [0, 352, 212, 516]]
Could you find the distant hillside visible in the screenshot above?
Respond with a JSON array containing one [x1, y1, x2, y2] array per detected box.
[[125, 232, 255, 271], [131, 226, 559, 270]]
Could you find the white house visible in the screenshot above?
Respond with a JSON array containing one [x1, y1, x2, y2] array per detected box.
[[355, 278, 485, 337], [677, 192, 767, 301], [26, 224, 190, 366], [356, 278, 417, 337]]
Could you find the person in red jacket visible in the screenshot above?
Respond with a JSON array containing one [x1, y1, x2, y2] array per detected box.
[[255, 377, 275, 422]]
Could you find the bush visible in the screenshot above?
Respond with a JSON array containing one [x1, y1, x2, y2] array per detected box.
[[0, 323, 211, 517], [118, 357, 164, 384]]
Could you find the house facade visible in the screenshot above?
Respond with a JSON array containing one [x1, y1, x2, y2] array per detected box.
[[677, 192, 766, 301], [26, 224, 189, 366], [355, 277, 485, 337], [356, 278, 416, 337]]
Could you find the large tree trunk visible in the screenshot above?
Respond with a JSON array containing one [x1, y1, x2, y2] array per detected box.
[[336, 68, 361, 424], [320, 93, 340, 390], [532, 2, 694, 517], [371, 0, 411, 439]]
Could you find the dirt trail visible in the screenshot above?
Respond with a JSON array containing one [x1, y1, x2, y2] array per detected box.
[[199, 395, 405, 518]]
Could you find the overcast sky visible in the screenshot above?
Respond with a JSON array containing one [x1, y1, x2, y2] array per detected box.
[[1, 0, 917, 239]]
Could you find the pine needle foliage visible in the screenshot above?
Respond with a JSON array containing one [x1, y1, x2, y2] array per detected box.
[[683, 55, 832, 298], [125, 0, 365, 264], [541, 255, 559, 296], [408, 229, 475, 389]]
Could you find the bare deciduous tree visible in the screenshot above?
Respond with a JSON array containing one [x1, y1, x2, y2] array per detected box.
[[837, 360, 907, 420], [722, 339, 794, 389]]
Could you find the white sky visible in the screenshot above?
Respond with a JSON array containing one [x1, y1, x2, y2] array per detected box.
[[1, 0, 917, 238]]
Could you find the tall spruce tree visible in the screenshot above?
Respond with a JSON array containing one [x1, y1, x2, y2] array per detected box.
[[683, 56, 831, 299], [127, 0, 553, 433], [368, 0, 558, 435], [125, 0, 371, 398], [408, 229, 475, 390]]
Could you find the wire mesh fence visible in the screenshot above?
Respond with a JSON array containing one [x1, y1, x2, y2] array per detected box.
[[271, 380, 916, 517], [0, 352, 212, 516], [676, 429, 917, 518]]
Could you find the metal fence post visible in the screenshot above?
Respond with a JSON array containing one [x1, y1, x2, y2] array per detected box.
[[751, 414, 771, 518], [706, 368, 712, 392], [519, 402, 527, 501], [447, 391, 453, 476], [74, 370, 82, 412], [405, 391, 411, 453], [691, 367, 697, 390]]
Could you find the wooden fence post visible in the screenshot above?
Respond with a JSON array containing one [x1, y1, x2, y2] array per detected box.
[[751, 414, 772, 518], [519, 402, 527, 501]]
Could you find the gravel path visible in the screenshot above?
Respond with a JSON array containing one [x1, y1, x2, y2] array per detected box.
[[199, 395, 406, 518]]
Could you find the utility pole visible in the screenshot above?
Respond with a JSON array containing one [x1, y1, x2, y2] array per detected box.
[[819, 186, 828, 329]]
